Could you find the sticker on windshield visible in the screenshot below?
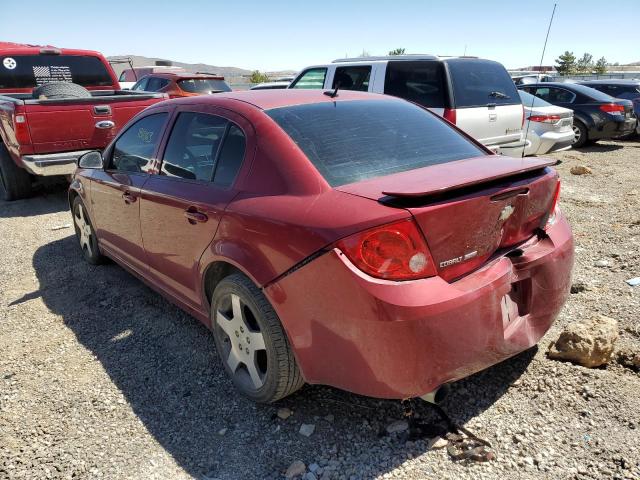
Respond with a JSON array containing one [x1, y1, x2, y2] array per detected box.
[[32, 65, 73, 85], [3, 57, 17, 70]]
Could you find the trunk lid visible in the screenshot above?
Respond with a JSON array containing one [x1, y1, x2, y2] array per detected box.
[[337, 155, 559, 281], [23, 93, 165, 154]]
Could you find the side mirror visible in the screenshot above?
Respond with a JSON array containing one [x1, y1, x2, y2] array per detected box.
[[78, 151, 104, 169]]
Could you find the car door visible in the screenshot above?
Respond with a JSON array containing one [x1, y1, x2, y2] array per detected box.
[[139, 106, 251, 308], [90, 111, 169, 275]]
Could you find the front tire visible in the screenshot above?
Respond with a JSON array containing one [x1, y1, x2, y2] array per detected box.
[[211, 273, 304, 403], [572, 121, 588, 148], [72, 196, 103, 265], [0, 144, 32, 201]]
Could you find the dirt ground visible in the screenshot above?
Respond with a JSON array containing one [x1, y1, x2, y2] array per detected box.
[[1, 140, 639, 480]]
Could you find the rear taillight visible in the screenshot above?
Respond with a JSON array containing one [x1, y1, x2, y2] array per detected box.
[[336, 218, 437, 280], [521, 104, 525, 127], [13, 112, 31, 145], [443, 108, 457, 124], [599, 103, 625, 115], [528, 114, 562, 124], [545, 179, 561, 228]]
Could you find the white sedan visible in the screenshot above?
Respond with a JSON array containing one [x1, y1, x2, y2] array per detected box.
[[518, 90, 574, 155]]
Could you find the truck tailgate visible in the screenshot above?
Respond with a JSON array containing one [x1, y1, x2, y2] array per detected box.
[[24, 94, 165, 154]]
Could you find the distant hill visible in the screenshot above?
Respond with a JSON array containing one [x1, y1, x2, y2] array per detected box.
[[107, 55, 296, 86]]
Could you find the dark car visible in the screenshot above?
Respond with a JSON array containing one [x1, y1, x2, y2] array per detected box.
[[577, 80, 640, 134], [518, 82, 636, 147], [69, 90, 573, 404], [131, 72, 232, 98]]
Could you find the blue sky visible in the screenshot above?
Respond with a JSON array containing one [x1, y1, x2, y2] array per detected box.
[[3, 0, 639, 71]]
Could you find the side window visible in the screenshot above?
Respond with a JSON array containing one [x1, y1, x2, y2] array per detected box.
[[532, 87, 551, 102], [332, 66, 371, 92], [213, 125, 246, 187], [132, 77, 148, 91], [146, 77, 169, 91], [119, 71, 126, 82], [290, 68, 327, 89], [549, 88, 575, 103], [384, 61, 446, 108], [161, 112, 228, 181], [110, 113, 167, 173]]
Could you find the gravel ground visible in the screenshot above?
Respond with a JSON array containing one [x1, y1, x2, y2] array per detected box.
[[1, 140, 639, 480]]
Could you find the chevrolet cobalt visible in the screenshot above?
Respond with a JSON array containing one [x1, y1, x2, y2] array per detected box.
[[70, 90, 574, 403]]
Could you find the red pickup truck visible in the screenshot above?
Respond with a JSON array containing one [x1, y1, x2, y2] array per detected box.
[[0, 42, 167, 200]]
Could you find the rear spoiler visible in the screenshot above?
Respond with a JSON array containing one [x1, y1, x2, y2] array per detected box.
[[380, 156, 557, 199]]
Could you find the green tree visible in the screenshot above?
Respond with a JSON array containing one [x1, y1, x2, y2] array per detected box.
[[594, 57, 608, 74], [249, 70, 270, 84], [555, 51, 576, 75], [576, 53, 594, 73], [388, 48, 406, 56]]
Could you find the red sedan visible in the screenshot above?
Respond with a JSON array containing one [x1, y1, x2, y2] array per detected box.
[[69, 90, 574, 403]]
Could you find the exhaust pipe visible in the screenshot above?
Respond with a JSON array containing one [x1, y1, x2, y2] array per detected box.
[[420, 384, 450, 404]]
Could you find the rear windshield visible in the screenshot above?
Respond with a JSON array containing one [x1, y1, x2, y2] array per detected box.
[[178, 78, 232, 93], [0, 55, 113, 89], [519, 90, 551, 108], [446, 59, 520, 108], [267, 99, 485, 187], [384, 61, 447, 108], [564, 83, 615, 102]]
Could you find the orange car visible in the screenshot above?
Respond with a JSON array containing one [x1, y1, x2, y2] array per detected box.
[[131, 72, 232, 98]]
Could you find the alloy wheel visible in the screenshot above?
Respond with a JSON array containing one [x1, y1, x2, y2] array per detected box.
[[215, 293, 268, 390], [572, 124, 581, 144], [74, 203, 93, 257]]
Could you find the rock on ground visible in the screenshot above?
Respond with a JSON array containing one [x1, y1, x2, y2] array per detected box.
[[548, 315, 619, 367]]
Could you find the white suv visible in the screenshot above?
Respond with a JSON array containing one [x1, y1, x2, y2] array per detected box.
[[289, 55, 525, 154]]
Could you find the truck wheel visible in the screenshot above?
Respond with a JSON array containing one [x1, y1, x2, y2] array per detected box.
[[32, 82, 92, 100], [0, 144, 32, 201]]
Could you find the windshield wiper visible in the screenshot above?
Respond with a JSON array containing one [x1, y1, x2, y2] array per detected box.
[[489, 91, 510, 99]]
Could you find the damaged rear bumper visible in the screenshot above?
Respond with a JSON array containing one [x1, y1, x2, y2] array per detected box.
[[265, 216, 574, 399]]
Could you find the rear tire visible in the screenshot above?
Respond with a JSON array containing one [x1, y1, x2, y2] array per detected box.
[[572, 121, 588, 148], [0, 143, 33, 201], [32, 82, 92, 100], [211, 273, 304, 403]]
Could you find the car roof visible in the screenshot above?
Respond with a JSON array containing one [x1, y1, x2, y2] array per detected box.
[[328, 54, 488, 65], [577, 79, 640, 85], [0, 41, 103, 57], [147, 72, 225, 80], [167, 89, 395, 110]]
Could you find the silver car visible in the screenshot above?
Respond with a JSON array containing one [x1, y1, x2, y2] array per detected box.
[[502, 90, 574, 156]]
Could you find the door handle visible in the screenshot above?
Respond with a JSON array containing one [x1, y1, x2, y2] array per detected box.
[[122, 191, 137, 204], [184, 208, 208, 224]]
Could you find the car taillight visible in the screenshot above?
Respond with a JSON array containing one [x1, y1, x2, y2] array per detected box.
[[336, 218, 437, 280], [545, 179, 561, 228], [528, 114, 562, 123], [599, 103, 625, 115], [13, 112, 31, 145], [443, 108, 457, 124], [521, 104, 525, 127]]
